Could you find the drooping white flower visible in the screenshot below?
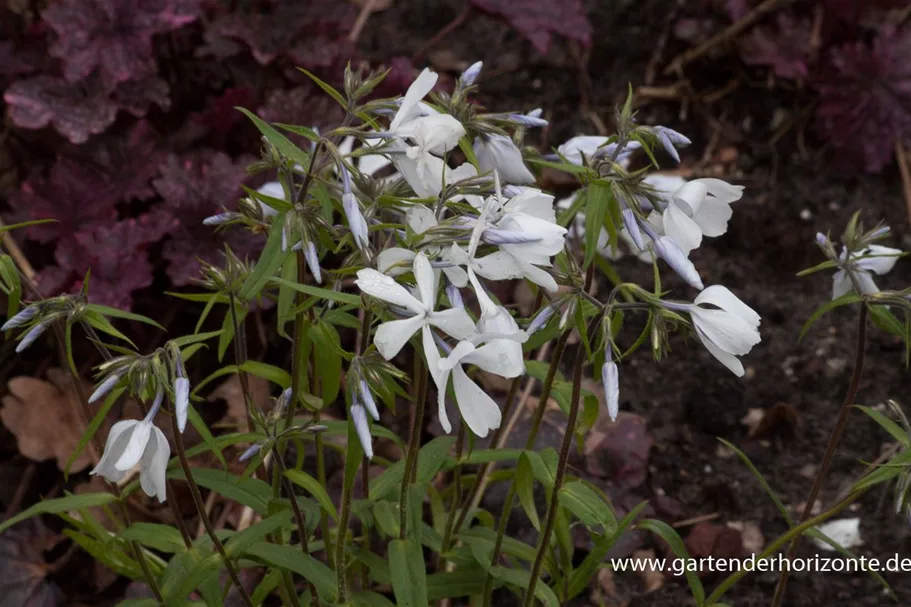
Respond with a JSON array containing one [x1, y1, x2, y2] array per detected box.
[[832, 245, 902, 300], [557, 136, 641, 166], [658, 178, 743, 256], [666, 286, 761, 377], [91, 390, 169, 502], [473, 134, 535, 185], [355, 252, 475, 360], [433, 275, 527, 437]]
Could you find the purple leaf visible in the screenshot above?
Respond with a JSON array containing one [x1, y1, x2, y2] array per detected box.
[[469, 0, 592, 55], [737, 15, 811, 80], [259, 83, 345, 132], [191, 86, 257, 135], [815, 28, 911, 173], [114, 75, 171, 116], [42, 0, 201, 84], [3, 74, 118, 144]]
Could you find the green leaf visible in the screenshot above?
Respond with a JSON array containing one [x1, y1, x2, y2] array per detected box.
[[516, 453, 540, 530], [236, 107, 312, 169], [461, 448, 523, 464], [426, 568, 488, 600], [0, 492, 118, 535], [168, 553, 222, 606], [559, 481, 615, 530], [388, 539, 428, 607], [240, 219, 289, 300], [309, 321, 343, 406], [855, 405, 911, 447], [639, 519, 705, 605], [240, 360, 292, 389], [170, 329, 224, 348], [800, 292, 862, 340], [370, 436, 456, 500], [65, 530, 146, 580], [796, 259, 840, 276], [119, 523, 188, 553], [82, 310, 135, 346], [522, 450, 555, 490], [0, 218, 57, 234], [298, 68, 348, 109], [244, 541, 337, 603], [224, 513, 293, 557], [350, 591, 395, 607], [284, 469, 338, 520], [270, 276, 361, 306], [488, 566, 560, 607], [168, 468, 270, 514], [584, 183, 611, 269], [85, 304, 165, 330]]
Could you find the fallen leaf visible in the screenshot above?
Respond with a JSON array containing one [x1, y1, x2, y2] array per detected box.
[[684, 522, 744, 564], [727, 521, 765, 554], [631, 549, 663, 593], [584, 411, 653, 489], [0, 520, 65, 607], [1, 369, 94, 472]]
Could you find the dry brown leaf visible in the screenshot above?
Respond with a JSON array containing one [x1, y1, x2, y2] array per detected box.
[[727, 521, 765, 554], [208, 373, 271, 429], [1, 369, 94, 472], [631, 549, 664, 593]]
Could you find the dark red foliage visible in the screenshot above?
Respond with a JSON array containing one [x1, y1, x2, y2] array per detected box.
[[207, 0, 356, 66], [738, 15, 811, 80], [42, 0, 200, 84], [815, 28, 911, 173], [3, 74, 118, 144], [0, 521, 65, 607], [259, 83, 345, 132], [469, 0, 592, 55], [192, 86, 257, 135], [152, 151, 263, 285], [114, 75, 171, 117]]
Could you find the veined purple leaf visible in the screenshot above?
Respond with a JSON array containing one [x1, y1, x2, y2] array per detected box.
[[470, 0, 592, 55]]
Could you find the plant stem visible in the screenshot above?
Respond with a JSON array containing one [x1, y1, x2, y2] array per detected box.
[[770, 303, 868, 607], [360, 456, 371, 589], [524, 313, 600, 607], [169, 407, 256, 607], [399, 356, 429, 539], [335, 451, 356, 603], [228, 294, 257, 434], [272, 448, 318, 605], [439, 423, 466, 564], [708, 489, 866, 605]]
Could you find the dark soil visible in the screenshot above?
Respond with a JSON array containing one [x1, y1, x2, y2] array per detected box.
[[366, 1, 911, 606]]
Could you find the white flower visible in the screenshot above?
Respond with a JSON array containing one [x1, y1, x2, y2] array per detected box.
[[174, 377, 190, 433], [256, 181, 285, 218], [557, 136, 641, 166], [433, 276, 527, 437], [473, 134, 535, 185], [659, 178, 743, 256], [376, 205, 468, 286], [338, 136, 393, 178], [350, 402, 373, 459], [602, 362, 619, 422], [91, 395, 169, 503], [832, 245, 902, 299], [355, 252, 475, 360], [676, 286, 761, 377]]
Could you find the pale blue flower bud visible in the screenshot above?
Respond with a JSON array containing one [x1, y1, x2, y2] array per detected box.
[[174, 376, 190, 433], [239, 443, 262, 462], [528, 304, 555, 334], [2, 305, 40, 331], [461, 61, 482, 86], [350, 402, 373, 459], [89, 373, 122, 404], [652, 126, 691, 164], [621, 208, 645, 250], [815, 232, 829, 247], [527, 108, 543, 119], [482, 228, 543, 245], [281, 225, 289, 253], [358, 379, 380, 421], [653, 236, 704, 290], [601, 361, 619, 422], [15, 321, 49, 353], [446, 284, 463, 308], [503, 113, 548, 128], [343, 192, 370, 250], [304, 241, 322, 284], [203, 212, 240, 226], [869, 226, 891, 240]]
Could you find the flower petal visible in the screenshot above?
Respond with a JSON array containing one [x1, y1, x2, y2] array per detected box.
[[140, 426, 169, 502], [695, 326, 745, 376], [355, 268, 424, 314], [663, 201, 703, 254], [690, 308, 761, 356], [693, 198, 733, 238], [462, 339, 525, 378], [91, 420, 137, 482], [854, 245, 901, 275], [413, 252, 436, 311], [832, 269, 853, 300], [377, 248, 416, 276], [115, 420, 152, 471], [391, 68, 438, 130], [428, 308, 476, 341], [374, 315, 425, 360], [452, 364, 501, 437], [694, 286, 760, 329], [406, 204, 438, 235]]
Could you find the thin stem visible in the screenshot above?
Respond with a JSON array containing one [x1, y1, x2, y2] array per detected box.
[[439, 423, 466, 564], [170, 407, 255, 607], [335, 450, 357, 603], [228, 294, 257, 434], [771, 303, 868, 607], [481, 329, 571, 604], [272, 448, 318, 606], [360, 456, 371, 589], [524, 315, 600, 606], [399, 356, 429, 539]]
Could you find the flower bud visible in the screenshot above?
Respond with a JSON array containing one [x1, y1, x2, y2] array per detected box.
[[482, 228, 543, 245], [239, 443, 262, 463], [621, 208, 645, 250], [502, 113, 548, 128], [89, 373, 122, 404], [527, 304, 555, 334], [601, 361, 619, 422], [304, 241, 322, 284], [350, 402, 373, 459], [2, 305, 40, 331], [460, 61, 483, 87], [174, 377, 190, 433], [358, 379, 380, 421], [203, 212, 240, 226], [653, 236, 704, 290], [15, 321, 49, 353]]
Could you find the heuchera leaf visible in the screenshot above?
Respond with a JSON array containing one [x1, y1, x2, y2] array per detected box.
[[259, 83, 346, 133], [51, 212, 177, 308], [737, 15, 811, 80], [814, 27, 911, 173], [3, 74, 118, 144], [207, 0, 356, 66], [469, 0, 592, 55], [114, 75, 171, 116], [152, 151, 264, 285], [42, 0, 201, 84], [192, 86, 257, 135]]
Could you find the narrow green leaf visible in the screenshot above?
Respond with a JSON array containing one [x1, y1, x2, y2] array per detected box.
[[270, 277, 361, 306], [0, 492, 118, 534], [224, 512, 293, 557], [85, 304, 165, 330], [284, 469, 338, 520], [297, 68, 348, 109], [559, 481, 615, 530], [584, 184, 610, 269], [168, 468, 270, 514], [855, 405, 911, 447], [244, 541, 337, 603], [388, 539, 428, 607], [800, 292, 862, 340], [240, 219, 289, 300], [241, 360, 292, 389], [236, 107, 312, 169], [639, 519, 705, 605], [119, 523, 188, 553]]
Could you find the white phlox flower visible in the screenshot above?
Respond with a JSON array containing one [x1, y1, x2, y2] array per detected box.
[[667, 286, 761, 377], [355, 252, 475, 360], [473, 133, 535, 185], [557, 136, 641, 166], [376, 205, 468, 286], [832, 245, 902, 299], [433, 273, 527, 437], [656, 178, 743, 256], [91, 389, 169, 502]]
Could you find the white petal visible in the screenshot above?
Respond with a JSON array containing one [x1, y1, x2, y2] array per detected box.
[[452, 364, 501, 437], [474, 135, 535, 185], [695, 326, 745, 377], [855, 245, 901, 275], [472, 251, 530, 281], [854, 270, 879, 295], [140, 426, 169, 503], [467, 267, 500, 317], [396, 114, 465, 155], [377, 248, 416, 276], [393, 153, 447, 198], [406, 204, 438, 235], [91, 420, 137, 482], [351, 403, 374, 459], [698, 178, 744, 204], [504, 188, 557, 223], [374, 315, 425, 360], [421, 325, 445, 390], [520, 262, 559, 292], [174, 377, 190, 434], [663, 201, 703, 254], [557, 136, 608, 165], [428, 308, 476, 340], [115, 420, 152, 471], [391, 68, 438, 130], [413, 252, 436, 311], [643, 173, 687, 199], [439, 340, 477, 372], [693, 198, 733, 238], [355, 268, 425, 314], [694, 286, 760, 329], [462, 340, 525, 378], [690, 308, 761, 356], [832, 269, 852, 300], [671, 181, 708, 217], [442, 265, 469, 288]]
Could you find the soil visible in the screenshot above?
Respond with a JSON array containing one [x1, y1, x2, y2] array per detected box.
[[3, 0, 911, 605]]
